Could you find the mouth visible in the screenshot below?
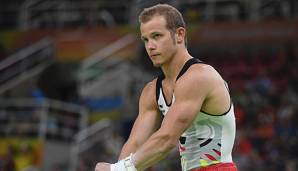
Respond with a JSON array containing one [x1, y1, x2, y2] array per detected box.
[[150, 54, 160, 58]]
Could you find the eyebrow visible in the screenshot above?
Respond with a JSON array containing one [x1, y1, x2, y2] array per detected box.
[[141, 31, 162, 40]]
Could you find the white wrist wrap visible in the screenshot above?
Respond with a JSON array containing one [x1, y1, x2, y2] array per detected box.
[[110, 154, 137, 171]]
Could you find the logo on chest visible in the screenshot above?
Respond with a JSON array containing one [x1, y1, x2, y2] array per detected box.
[[158, 93, 175, 116], [158, 104, 169, 116]]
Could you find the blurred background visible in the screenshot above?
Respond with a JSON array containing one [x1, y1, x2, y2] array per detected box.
[[0, 0, 297, 171]]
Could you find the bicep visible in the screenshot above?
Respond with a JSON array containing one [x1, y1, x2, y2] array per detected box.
[[159, 71, 210, 140], [126, 80, 161, 147], [159, 98, 202, 141]]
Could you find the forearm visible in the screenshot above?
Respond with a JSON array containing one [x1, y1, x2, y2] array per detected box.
[[105, 132, 177, 171], [119, 141, 139, 160], [133, 132, 177, 171]]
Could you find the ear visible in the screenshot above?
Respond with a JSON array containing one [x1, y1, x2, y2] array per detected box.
[[176, 27, 185, 44]]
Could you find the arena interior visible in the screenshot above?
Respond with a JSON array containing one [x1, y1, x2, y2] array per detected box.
[[0, 0, 297, 171]]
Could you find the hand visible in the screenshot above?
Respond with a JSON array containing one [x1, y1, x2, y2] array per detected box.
[[95, 162, 111, 171]]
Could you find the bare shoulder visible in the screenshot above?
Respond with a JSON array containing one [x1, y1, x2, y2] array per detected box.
[[176, 63, 221, 87], [141, 78, 157, 98]]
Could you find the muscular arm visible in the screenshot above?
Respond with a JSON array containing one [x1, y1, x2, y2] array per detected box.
[[133, 66, 215, 170], [119, 80, 161, 160]]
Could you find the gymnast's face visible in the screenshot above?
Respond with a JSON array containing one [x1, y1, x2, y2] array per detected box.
[[140, 15, 178, 67]]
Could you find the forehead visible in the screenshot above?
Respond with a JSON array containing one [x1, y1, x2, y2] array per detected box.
[[140, 15, 168, 36]]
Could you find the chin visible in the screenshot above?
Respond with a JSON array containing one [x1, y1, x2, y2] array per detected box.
[[152, 62, 162, 67]]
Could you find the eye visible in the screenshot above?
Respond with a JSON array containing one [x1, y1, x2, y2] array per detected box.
[[153, 34, 161, 39], [142, 38, 148, 43]]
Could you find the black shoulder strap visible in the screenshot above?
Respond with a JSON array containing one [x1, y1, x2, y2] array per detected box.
[[176, 58, 203, 81], [155, 74, 165, 105]]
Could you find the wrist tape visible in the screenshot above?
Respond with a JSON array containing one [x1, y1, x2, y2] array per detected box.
[[110, 154, 137, 171]]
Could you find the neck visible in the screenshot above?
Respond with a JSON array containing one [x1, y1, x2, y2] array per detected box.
[[161, 48, 192, 82]]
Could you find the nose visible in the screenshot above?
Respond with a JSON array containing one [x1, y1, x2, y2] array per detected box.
[[146, 40, 156, 51]]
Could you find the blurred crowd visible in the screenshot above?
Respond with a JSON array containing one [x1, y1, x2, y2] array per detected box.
[[230, 50, 298, 171], [195, 45, 298, 171]]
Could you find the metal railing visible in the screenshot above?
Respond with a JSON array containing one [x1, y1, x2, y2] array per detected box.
[[0, 97, 88, 170], [69, 119, 112, 171], [18, 0, 131, 30], [0, 98, 87, 141], [78, 34, 137, 98], [0, 38, 54, 94]]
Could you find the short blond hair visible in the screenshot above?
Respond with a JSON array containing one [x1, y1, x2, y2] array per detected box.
[[139, 4, 187, 45]]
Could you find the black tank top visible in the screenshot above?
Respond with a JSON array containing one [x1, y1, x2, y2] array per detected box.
[[155, 58, 203, 116]]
